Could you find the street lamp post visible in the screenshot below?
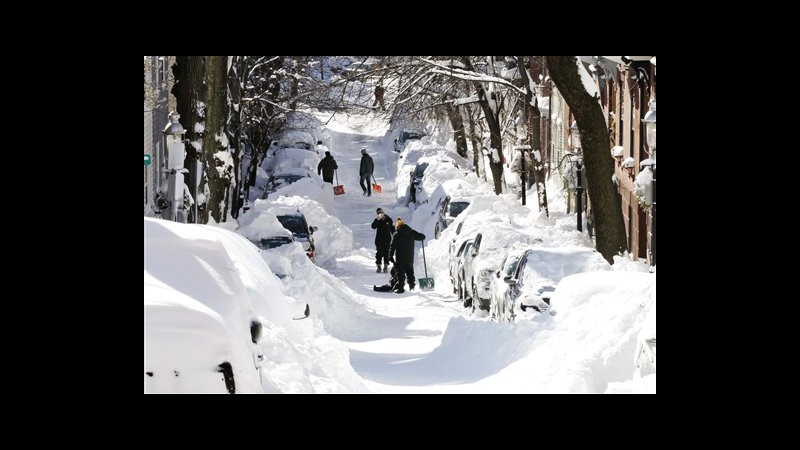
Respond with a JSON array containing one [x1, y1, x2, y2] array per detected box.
[[570, 121, 583, 232], [163, 111, 186, 223], [518, 146, 527, 206], [643, 99, 656, 266]]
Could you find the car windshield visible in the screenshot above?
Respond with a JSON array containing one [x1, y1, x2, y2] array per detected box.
[[276, 215, 307, 236], [504, 255, 522, 277], [273, 175, 305, 186], [449, 201, 470, 217], [260, 236, 293, 249], [401, 131, 425, 141], [414, 163, 429, 178]]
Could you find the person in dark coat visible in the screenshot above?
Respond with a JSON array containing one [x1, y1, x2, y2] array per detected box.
[[371, 207, 394, 273], [317, 151, 338, 184], [373, 84, 386, 111], [359, 148, 374, 196], [388, 217, 425, 293]]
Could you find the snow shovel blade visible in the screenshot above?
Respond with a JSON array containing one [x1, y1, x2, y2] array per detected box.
[[419, 277, 434, 291]]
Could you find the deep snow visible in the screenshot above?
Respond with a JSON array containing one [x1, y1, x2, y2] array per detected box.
[[145, 104, 655, 393]]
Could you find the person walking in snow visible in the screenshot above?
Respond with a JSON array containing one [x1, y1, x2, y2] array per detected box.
[[373, 84, 386, 111], [317, 151, 338, 184], [388, 217, 425, 293], [371, 207, 394, 273], [359, 148, 374, 196]]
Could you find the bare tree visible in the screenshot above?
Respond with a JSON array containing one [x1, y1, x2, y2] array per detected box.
[[172, 56, 205, 222], [546, 56, 626, 263], [202, 56, 230, 224], [459, 57, 505, 194], [516, 55, 549, 216]]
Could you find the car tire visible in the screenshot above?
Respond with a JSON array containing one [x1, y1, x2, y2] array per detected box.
[[460, 281, 472, 308]]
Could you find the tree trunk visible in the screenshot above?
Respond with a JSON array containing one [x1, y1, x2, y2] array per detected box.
[[546, 56, 626, 263], [445, 100, 468, 158], [464, 84, 483, 177], [517, 56, 549, 216], [227, 57, 242, 219], [461, 58, 504, 194], [290, 59, 299, 110], [172, 56, 205, 223], [202, 56, 230, 224], [466, 103, 481, 177]]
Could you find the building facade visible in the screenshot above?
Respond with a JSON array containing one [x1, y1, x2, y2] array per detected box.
[[144, 56, 173, 216], [542, 56, 656, 263]]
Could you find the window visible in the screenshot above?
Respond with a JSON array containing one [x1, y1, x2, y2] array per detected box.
[[157, 57, 166, 85]]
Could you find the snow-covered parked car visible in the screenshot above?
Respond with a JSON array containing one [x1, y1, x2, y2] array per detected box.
[[262, 168, 315, 198], [503, 246, 610, 321], [635, 317, 656, 377], [490, 247, 526, 322], [144, 288, 264, 394], [145, 218, 268, 394], [265, 147, 321, 176], [394, 128, 426, 152], [270, 130, 320, 155]]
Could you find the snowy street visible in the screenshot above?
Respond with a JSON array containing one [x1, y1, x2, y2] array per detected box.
[[145, 56, 656, 394]]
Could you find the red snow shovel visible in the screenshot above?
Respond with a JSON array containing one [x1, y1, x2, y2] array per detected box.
[[418, 241, 434, 291], [372, 175, 382, 194], [333, 170, 345, 195]]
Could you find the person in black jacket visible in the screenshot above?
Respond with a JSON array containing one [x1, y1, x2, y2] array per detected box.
[[371, 207, 394, 273], [388, 217, 425, 293], [317, 151, 338, 183], [359, 148, 374, 196]]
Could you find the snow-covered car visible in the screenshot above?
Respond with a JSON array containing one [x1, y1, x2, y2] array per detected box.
[[434, 195, 471, 239], [274, 211, 318, 262], [145, 290, 264, 394], [455, 238, 477, 307], [265, 147, 321, 175], [270, 130, 319, 155], [503, 246, 609, 321], [448, 234, 473, 292], [408, 162, 428, 204], [394, 128, 426, 152], [490, 248, 527, 322], [262, 168, 314, 198], [635, 321, 656, 377]]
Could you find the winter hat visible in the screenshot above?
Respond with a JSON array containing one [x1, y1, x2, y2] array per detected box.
[[376, 208, 383, 214], [361, 148, 367, 154], [396, 218, 404, 227], [325, 151, 331, 156]]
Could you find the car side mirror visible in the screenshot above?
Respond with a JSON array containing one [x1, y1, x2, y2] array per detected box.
[[503, 276, 514, 285], [495, 271, 500, 278], [310, 226, 318, 233]]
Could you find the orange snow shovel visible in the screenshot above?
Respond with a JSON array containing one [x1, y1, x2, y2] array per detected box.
[[372, 175, 382, 194], [333, 170, 345, 195]]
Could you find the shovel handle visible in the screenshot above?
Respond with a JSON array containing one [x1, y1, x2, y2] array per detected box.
[[421, 241, 428, 278]]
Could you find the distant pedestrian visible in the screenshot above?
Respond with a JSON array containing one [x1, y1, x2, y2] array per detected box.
[[371, 207, 395, 273], [359, 148, 374, 196], [373, 84, 386, 111], [389, 218, 426, 293], [317, 151, 338, 183]]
